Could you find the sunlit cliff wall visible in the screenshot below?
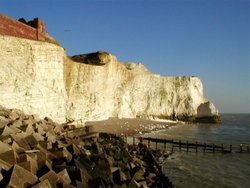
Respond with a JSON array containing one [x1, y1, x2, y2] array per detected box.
[[0, 35, 219, 124], [0, 35, 67, 122]]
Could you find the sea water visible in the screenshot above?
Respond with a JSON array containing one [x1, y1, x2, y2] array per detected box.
[[145, 114, 250, 188]]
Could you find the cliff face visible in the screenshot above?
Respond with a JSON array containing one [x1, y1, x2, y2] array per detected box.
[[0, 35, 219, 124], [0, 35, 67, 123], [64, 60, 207, 122]]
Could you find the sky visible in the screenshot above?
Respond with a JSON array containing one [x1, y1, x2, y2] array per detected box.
[[0, 0, 249, 113]]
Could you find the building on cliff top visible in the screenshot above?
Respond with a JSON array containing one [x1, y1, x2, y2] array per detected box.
[[0, 13, 60, 45], [0, 13, 46, 41]]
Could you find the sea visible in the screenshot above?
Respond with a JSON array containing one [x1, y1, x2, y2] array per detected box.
[[144, 114, 250, 188]]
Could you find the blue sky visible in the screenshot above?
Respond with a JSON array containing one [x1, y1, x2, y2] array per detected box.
[[1, 0, 249, 113]]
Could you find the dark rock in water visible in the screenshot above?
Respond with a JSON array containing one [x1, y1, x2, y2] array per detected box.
[[195, 115, 221, 123], [70, 51, 112, 65]]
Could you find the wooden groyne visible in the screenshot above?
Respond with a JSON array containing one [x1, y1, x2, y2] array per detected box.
[[68, 127, 250, 154], [128, 136, 250, 154]]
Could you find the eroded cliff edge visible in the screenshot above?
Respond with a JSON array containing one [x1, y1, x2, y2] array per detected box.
[[0, 35, 220, 124]]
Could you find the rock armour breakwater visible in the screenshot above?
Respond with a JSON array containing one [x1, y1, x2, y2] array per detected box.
[[0, 106, 173, 187]]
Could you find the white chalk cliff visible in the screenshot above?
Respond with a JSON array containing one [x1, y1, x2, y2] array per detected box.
[[0, 35, 220, 124]]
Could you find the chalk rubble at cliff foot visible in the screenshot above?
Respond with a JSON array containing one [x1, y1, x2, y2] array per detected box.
[[0, 35, 220, 124]]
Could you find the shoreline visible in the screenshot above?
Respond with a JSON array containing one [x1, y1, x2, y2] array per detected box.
[[85, 117, 181, 136]]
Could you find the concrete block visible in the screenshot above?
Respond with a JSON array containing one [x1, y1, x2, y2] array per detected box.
[[36, 144, 56, 161], [34, 123, 46, 135], [2, 136, 12, 144], [10, 133, 22, 142], [18, 160, 38, 174], [25, 134, 39, 147], [22, 117, 36, 127], [76, 180, 88, 188], [16, 138, 31, 150], [31, 179, 52, 188], [80, 168, 92, 183], [32, 133, 45, 142], [57, 169, 71, 185], [53, 124, 63, 135], [39, 170, 59, 188], [20, 124, 34, 135], [0, 170, 3, 182], [39, 121, 49, 132], [62, 183, 75, 188], [0, 158, 13, 171], [0, 126, 15, 136], [0, 116, 11, 128], [133, 168, 146, 181], [12, 141, 25, 154], [46, 131, 56, 143], [7, 164, 38, 187], [8, 111, 20, 121], [0, 150, 18, 165], [128, 179, 140, 188], [9, 125, 21, 134], [17, 153, 38, 174], [66, 144, 81, 156], [52, 148, 72, 161], [0, 141, 12, 154], [9, 118, 23, 128]]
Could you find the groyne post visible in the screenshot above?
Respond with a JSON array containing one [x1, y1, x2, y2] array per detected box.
[[195, 141, 198, 153], [240, 144, 243, 153], [179, 140, 181, 152]]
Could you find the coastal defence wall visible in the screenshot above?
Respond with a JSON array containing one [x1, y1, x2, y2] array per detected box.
[[0, 14, 45, 41]]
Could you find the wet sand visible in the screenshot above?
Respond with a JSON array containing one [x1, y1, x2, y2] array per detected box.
[[85, 117, 179, 136]]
